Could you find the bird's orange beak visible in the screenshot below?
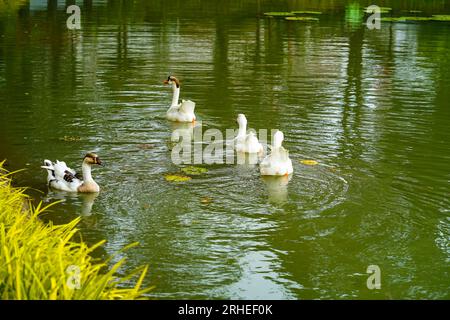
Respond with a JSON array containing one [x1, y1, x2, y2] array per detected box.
[[163, 80, 169, 84]]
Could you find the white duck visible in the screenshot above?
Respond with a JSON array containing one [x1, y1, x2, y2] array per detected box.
[[41, 153, 103, 193], [164, 76, 196, 122], [260, 131, 293, 176], [235, 114, 263, 154]]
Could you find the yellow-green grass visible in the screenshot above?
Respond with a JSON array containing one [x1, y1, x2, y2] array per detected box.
[[0, 163, 151, 300]]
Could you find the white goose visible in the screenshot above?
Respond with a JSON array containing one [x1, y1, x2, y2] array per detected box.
[[41, 153, 103, 193], [164, 76, 196, 122], [260, 131, 293, 176], [235, 114, 263, 154]]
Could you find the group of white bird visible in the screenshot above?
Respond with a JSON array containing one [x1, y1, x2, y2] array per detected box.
[[42, 75, 293, 193]]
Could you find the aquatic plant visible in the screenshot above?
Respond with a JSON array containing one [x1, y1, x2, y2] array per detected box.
[[432, 15, 450, 21], [263, 12, 295, 18], [381, 16, 433, 22], [164, 173, 192, 182], [0, 163, 151, 300], [380, 14, 450, 23], [291, 11, 322, 15], [364, 7, 392, 14], [285, 17, 319, 22], [300, 160, 319, 166], [60, 136, 82, 142], [180, 166, 208, 175]]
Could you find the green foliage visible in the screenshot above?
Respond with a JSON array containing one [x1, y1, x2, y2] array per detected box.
[[0, 163, 151, 300]]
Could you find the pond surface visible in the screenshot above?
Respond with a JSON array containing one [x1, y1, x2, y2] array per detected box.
[[1, 0, 449, 299]]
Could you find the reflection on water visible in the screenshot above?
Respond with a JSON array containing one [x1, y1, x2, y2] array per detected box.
[[0, 0, 449, 299], [43, 190, 99, 216], [79, 193, 99, 216], [262, 175, 291, 205]]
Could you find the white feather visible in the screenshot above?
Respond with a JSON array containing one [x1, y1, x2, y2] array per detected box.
[[260, 131, 293, 176], [235, 114, 263, 154], [166, 79, 196, 122]]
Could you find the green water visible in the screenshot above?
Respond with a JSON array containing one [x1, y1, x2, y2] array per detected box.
[[1, 0, 449, 299]]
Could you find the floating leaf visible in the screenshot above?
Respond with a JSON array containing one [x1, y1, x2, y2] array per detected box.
[[181, 166, 208, 176], [286, 17, 319, 22], [292, 11, 322, 15], [200, 197, 213, 205], [164, 174, 191, 182], [432, 15, 450, 21], [382, 16, 433, 22], [364, 7, 392, 14], [60, 136, 81, 142], [264, 12, 295, 18], [300, 160, 319, 166], [404, 10, 423, 14], [364, 7, 392, 13]]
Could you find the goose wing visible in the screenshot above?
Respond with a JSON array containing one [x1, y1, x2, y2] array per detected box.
[[179, 100, 196, 114], [53, 161, 80, 183]]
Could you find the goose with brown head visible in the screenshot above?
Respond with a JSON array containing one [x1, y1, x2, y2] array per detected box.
[[163, 75, 196, 122], [41, 152, 103, 193]]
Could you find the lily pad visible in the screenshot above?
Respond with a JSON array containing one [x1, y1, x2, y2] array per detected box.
[[364, 7, 392, 14], [292, 11, 322, 15], [285, 17, 319, 22], [264, 12, 295, 18], [382, 16, 433, 22], [60, 136, 81, 142], [164, 174, 191, 182], [181, 166, 208, 175], [432, 15, 450, 21], [300, 160, 319, 166], [200, 197, 213, 204], [403, 10, 423, 14]]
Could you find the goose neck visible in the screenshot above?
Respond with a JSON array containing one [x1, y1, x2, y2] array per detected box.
[[238, 122, 247, 138], [171, 83, 180, 107], [82, 162, 94, 183]]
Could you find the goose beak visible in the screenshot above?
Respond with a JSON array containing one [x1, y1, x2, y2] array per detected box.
[[163, 80, 169, 85], [96, 158, 103, 166]]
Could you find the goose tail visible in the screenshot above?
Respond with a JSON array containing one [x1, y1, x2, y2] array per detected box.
[[41, 160, 55, 183]]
